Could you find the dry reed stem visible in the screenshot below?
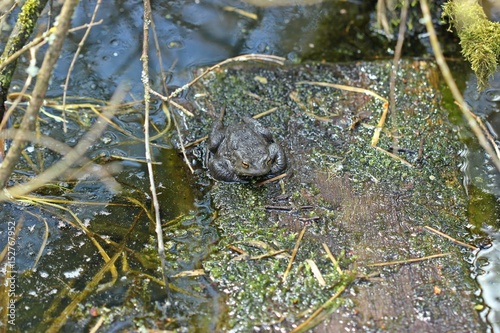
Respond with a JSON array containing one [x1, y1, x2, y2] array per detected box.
[[322, 243, 343, 276], [283, 226, 307, 282], [424, 225, 477, 250], [366, 252, 451, 267]]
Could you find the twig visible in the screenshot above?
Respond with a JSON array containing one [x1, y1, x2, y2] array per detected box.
[[141, 0, 169, 289], [149, 54, 285, 104], [264, 205, 293, 211], [0, 47, 37, 131], [283, 226, 307, 282], [61, 0, 102, 132], [389, 0, 409, 154], [322, 243, 343, 276], [420, 0, 500, 172], [459, 102, 500, 160], [0, 0, 79, 189], [366, 252, 451, 267], [424, 226, 477, 250], [255, 172, 287, 186], [0, 20, 103, 74]]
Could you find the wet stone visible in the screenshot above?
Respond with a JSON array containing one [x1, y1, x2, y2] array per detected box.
[[181, 60, 487, 332]]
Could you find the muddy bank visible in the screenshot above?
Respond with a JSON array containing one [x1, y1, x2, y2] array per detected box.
[[183, 60, 486, 332]]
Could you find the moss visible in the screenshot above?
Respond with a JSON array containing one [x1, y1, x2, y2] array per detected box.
[[186, 60, 485, 331], [442, 0, 500, 90]]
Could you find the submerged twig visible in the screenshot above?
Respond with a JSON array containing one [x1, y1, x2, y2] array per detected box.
[[460, 102, 500, 161]]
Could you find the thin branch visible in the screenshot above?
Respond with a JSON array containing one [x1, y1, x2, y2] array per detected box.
[[0, 20, 103, 74], [0, 0, 81, 189], [141, 0, 169, 289], [0, 0, 49, 119], [389, 0, 409, 154]]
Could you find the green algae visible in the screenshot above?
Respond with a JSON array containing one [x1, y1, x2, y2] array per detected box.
[[186, 60, 486, 331]]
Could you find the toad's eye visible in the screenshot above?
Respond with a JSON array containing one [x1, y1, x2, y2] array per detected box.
[[242, 162, 249, 169], [267, 159, 273, 165]]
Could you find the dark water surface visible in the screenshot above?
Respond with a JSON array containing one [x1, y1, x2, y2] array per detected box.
[[0, 0, 499, 331]]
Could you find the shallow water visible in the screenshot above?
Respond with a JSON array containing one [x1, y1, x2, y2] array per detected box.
[[0, 0, 499, 331]]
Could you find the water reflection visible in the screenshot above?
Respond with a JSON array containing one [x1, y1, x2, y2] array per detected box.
[[475, 232, 500, 332], [464, 71, 500, 333]]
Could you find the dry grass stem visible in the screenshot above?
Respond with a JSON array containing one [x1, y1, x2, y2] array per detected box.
[[253, 107, 279, 119], [322, 243, 343, 275], [283, 226, 307, 282], [296, 80, 415, 166], [366, 252, 451, 267], [306, 259, 326, 286], [290, 283, 348, 333], [424, 225, 477, 250], [223, 6, 258, 20], [255, 172, 287, 186]]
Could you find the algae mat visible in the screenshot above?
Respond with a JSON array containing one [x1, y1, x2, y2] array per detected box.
[[183, 60, 486, 332]]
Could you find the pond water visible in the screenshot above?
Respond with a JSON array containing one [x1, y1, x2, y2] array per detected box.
[[1, 0, 499, 331]]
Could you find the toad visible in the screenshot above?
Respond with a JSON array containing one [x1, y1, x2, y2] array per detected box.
[[207, 116, 287, 183]]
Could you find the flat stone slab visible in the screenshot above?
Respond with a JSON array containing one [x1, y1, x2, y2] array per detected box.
[[183, 60, 486, 332]]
